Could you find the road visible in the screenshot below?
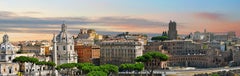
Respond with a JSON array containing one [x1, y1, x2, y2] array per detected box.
[[119, 67, 240, 76]]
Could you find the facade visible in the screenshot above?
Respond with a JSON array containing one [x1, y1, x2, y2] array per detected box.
[[52, 23, 78, 65], [145, 40, 232, 68], [75, 45, 100, 65], [0, 34, 19, 76], [100, 39, 144, 65], [163, 40, 232, 68], [144, 44, 168, 69], [75, 28, 103, 45], [168, 21, 178, 40]]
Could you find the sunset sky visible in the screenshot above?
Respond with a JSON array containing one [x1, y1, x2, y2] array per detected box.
[[0, 0, 240, 41]]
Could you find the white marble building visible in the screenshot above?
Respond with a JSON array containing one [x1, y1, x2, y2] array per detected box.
[[0, 34, 19, 76], [53, 23, 78, 65]]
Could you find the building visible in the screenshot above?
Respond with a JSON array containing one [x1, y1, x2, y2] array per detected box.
[[52, 23, 78, 65], [163, 40, 232, 68], [168, 20, 178, 40], [75, 45, 100, 65], [145, 40, 232, 68], [115, 32, 148, 45], [0, 34, 19, 76], [100, 39, 144, 65], [144, 43, 169, 69], [75, 28, 103, 45]]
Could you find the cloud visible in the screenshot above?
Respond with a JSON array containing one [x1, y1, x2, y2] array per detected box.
[[193, 12, 224, 20], [0, 11, 167, 34], [22, 11, 42, 14], [0, 11, 16, 17]]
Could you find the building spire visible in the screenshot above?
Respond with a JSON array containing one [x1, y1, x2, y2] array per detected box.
[[3, 33, 9, 43], [61, 21, 67, 32]]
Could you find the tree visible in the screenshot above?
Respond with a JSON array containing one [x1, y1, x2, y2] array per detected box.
[[36, 61, 47, 76], [87, 71, 107, 76], [100, 64, 118, 76], [45, 61, 56, 76], [27, 57, 39, 75], [151, 36, 168, 41], [162, 31, 168, 36], [58, 63, 76, 76], [82, 66, 100, 74], [134, 63, 144, 75], [120, 63, 144, 75], [76, 63, 94, 75], [135, 52, 169, 76], [13, 56, 29, 73]]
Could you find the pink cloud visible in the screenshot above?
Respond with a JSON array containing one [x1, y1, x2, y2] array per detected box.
[[193, 12, 224, 20]]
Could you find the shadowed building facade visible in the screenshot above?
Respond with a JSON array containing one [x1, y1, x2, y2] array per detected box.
[[168, 20, 178, 40]]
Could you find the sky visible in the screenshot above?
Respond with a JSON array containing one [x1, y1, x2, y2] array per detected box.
[[0, 0, 240, 41]]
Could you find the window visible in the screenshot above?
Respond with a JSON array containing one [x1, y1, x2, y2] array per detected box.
[[63, 46, 66, 50], [70, 46, 72, 50], [9, 69, 11, 73], [1, 56, 5, 59], [8, 57, 11, 61], [57, 46, 59, 51]]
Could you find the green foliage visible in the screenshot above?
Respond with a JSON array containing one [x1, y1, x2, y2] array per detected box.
[[135, 51, 169, 76], [56, 63, 119, 76], [100, 64, 118, 74], [76, 63, 94, 70], [151, 36, 168, 41], [82, 66, 100, 73], [211, 73, 219, 76], [28, 57, 39, 63], [87, 71, 107, 76], [58, 63, 75, 69], [13, 56, 39, 64], [119, 63, 144, 72], [36, 61, 47, 65], [135, 51, 168, 62], [13, 56, 29, 63], [46, 61, 56, 67], [134, 63, 144, 71]]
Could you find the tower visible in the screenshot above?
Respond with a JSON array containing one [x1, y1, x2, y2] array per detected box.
[[168, 20, 178, 40], [52, 23, 78, 65]]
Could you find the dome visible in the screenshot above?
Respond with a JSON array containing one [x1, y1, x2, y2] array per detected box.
[[0, 34, 15, 52], [56, 23, 74, 44]]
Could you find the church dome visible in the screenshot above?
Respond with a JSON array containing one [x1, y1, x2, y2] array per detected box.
[[0, 34, 15, 53], [56, 23, 74, 44]]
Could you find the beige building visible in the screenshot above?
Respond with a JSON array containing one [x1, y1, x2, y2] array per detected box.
[[100, 39, 144, 65], [75, 28, 103, 45]]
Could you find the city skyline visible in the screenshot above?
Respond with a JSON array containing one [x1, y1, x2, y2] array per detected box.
[[1, 0, 240, 41]]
